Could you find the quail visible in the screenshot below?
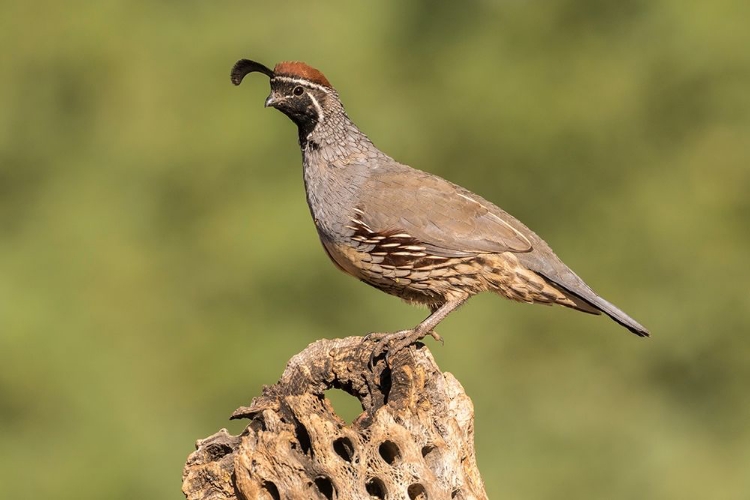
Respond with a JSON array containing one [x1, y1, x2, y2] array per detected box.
[[231, 59, 649, 355]]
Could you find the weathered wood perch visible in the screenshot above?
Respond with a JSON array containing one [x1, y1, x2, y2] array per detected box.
[[182, 336, 487, 499]]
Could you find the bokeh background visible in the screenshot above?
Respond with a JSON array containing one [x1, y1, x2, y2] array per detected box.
[[2, 0, 749, 498]]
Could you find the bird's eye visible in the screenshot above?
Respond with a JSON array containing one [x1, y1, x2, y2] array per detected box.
[[293, 86, 304, 96]]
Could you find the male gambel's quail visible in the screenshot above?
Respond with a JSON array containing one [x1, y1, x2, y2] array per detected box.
[[231, 59, 649, 354]]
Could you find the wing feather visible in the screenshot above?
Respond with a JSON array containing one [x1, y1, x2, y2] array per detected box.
[[358, 165, 532, 256]]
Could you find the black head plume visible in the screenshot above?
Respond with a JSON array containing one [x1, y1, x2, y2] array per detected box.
[[231, 59, 275, 86]]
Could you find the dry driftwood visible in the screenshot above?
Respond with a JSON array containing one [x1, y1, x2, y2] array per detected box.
[[182, 336, 487, 500]]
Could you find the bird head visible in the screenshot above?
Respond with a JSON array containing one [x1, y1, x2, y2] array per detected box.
[[231, 59, 335, 133]]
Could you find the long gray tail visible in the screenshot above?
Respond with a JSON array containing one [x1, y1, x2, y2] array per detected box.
[[586, 294, 650, 337], [543, 275, 650, 337]]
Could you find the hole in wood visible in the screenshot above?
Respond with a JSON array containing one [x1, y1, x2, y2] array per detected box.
[[292, 416, 312, 456], [332, 436, 355, 463], [204, 442, 234, 460], [378, 440, 401, 465], [324, 388, 362, 424], [365, 477, 387, 499], [408, 483, 428, 499], [262, 481, 280, 500], [380, 367, 392, 403], [421, 444, 441, 473], [314, 476, 335, 500]]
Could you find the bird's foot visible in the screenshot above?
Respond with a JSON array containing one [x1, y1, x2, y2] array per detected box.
[[429, 329, 444, 345], [365, 328, 440, 368]]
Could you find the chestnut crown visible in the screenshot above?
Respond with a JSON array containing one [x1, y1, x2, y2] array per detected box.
[[230, 59, 332, 89]]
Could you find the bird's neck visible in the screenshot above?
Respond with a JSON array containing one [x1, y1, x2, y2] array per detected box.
[[298, 102, 381, 161]]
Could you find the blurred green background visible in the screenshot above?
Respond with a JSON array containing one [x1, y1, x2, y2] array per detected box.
[[1, 0, 749, 498]]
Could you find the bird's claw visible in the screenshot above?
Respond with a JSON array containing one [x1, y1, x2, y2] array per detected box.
[[429, 330, 444, 345], [364, 328, 442, 369], [365, 330, 409, 369]]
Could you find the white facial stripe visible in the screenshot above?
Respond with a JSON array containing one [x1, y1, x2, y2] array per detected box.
[[272, 76, 332, 93], [307, 93, 324, 125]]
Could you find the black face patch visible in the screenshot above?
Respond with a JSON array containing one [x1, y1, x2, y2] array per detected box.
[[269, 80, 324, 142]]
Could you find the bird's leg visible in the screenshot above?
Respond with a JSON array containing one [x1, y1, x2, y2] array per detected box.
[[368, 298, 467, 366], [425, 304, 444, 345]]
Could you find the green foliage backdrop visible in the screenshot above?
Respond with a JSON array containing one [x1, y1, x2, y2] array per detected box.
[[1, 1, 749, 498]]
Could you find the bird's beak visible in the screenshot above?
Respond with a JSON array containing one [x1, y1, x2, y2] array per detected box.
[[264, 93, 279, 108]]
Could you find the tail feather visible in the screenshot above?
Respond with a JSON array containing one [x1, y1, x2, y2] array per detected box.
[[589, 295, 650, 337], [542, 276, 650, 337]]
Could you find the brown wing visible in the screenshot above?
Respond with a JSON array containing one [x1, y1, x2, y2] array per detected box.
[[358, 165, 532, 257]]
